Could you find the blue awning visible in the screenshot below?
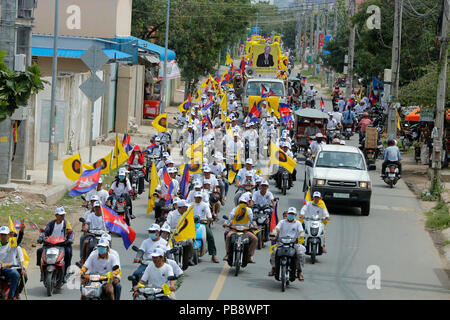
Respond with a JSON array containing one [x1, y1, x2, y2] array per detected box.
[[114, 36, 176, 61], [32, 47, 132, 60]]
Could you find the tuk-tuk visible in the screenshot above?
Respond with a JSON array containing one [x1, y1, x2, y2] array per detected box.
[[294, 108, 328, 156]]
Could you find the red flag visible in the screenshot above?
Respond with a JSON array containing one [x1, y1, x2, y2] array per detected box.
[[269, 202, 278, 233]]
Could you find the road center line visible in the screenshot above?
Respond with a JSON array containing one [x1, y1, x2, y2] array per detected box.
[[208, 263, 230, 300]]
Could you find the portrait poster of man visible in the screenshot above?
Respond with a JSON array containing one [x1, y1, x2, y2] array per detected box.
[[253, 44, 278, 76]]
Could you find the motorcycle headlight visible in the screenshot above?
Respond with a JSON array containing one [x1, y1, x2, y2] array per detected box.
[[314, 179, 325, 186], [310, 227, 319, 237], [359, 181, 371, 189], [257, 217, 266, 224]]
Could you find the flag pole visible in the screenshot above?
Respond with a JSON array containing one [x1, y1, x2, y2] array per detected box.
[[115, 133, 119, 171]]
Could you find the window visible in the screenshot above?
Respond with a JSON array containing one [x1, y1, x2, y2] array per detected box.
[[316, 151, 366, 170]]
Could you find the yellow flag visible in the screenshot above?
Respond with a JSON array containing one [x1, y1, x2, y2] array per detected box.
[[185, 140, 203, 159], [147, 161, 160, 215], [231, 203, 250, 225], [178, 101, 188, 113], [227, 151, 242, 184], [270, 141, 296, 173], [66, 220, 72, 231], [269, 243, 277, 254], [62, 153, 83, 181], [83, 152, 111, 174], [152, 113, 167, 133], [111, 136, 129, 170], [8, 216, 15, 232], [396, 110, 401, 131], [225, 54, 233, 65], [194, 88, 202, 102], [248, 96, 280, 119], [188, 160, 202, 174], [21, 247, 29, 269], [8, 237, 17, 247], [220, 93, 227, 113], [173, 205, 196, 242], [162, 283, 172, 296]]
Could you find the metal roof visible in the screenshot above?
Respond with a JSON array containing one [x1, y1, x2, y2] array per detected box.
[[32, 47, 132, 60], [294, 108, 329, 119], [114, 36, 176, 61]]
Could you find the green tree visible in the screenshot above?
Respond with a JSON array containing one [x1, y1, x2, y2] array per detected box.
[[0, 51, 46, 121]]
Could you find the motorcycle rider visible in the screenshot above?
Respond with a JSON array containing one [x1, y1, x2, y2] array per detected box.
[[109, 168, 135, 219], [131, 224, 169, 286], [80, 201, 106, 264], [337, 95, 346, 112], [222, 193, 257, 263], [80, 239, 121, 300], [354, 99, 368, 114], [133, 248, 176, 300], [235, 158, 256, 189], [186, 181, 209, 204], [309, 133, 326, 158], [306, 84, 316, 108], [192, 192, 219, 263], [0, 226, 26, 300], [343, 107, 356, 133], [85, 178, 109, 206], [225, 132, 244, 172], [210, 153, 228, 202], [304, 120, 321, 138], [357, 112, 373, 144], [275, 142, 296, 188], [147, 136, 163, 159], [300, 192, 330, 253], [243, 122, 259, 163], [381, 139, 402, 179], [252, 180, 275, 208], [268, 207, 305, 281], [127, 146, 146, 195], [36, 207, 74, 282]]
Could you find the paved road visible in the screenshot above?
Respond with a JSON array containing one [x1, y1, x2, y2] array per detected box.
[[23, 97, 450, 300]]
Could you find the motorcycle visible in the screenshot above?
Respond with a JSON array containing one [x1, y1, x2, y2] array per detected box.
[[274, 237, 299, 292], [192, 217, 207, 265], [252, 204, 273, 249], [128, 164, 145, 198], [233, 182, 254, 206], [383, 163, 400, 188], [306, 96, 315, 109], [303, 214, 325, 264], [109, 193, 131, 226], [343, 124, 353, 140], [39, 233, 67, 296], [326, 128, 340, 144], [0, 265, 22, 300], [79, 218, 107, 260], [80, 269, 118, 300], [277, 167, 291, 196], [223, 219, 251, 277]]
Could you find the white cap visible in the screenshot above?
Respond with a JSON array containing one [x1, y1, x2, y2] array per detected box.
[[246, 123, 251, 128], [54, 207, 66, 215], [98, 239, 110, 248], [98, 178, 103, 184], [90, 195, 99, 201], [148, 223, 161, 232], [328, 112, 333, 115], [313, 191, 322, 198], [118, 168, 128, 176], [233, 132, 239, 137], [288, 207, 297, 214], [239, 194, 249, 203], [188, 123, 194, 128], [194, 191, 203, 198], [160, 225, 171, 233], [163, 152, 170, 157], [166, 158, 175, 165], [261, 179, 269, 186], [203, 166, 212, 173], [214, 153, 224, 160], [155, 136, 161, 141], [201, 94, 207, 99], [0, 226, 10, 234], [203, 179, 211, 185], [151, 248, 165, 257], [178, 200, 188, 207], [340, 140, 346, 145], [173, 197, 180, 204], [315, 133, 324, 138], [101, 233, 112, 242], [194, 181, 203, 189], [93, 201, 101, 207], [168, 167, 177, 174], [245, 158, 253, 165], [255, 176, 262, 183]]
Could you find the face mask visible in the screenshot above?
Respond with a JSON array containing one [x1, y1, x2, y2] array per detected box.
[[149, 233, 157, 240], [97, 247, 107, 255], [119, 175, 125, 181], [287, 214, 295, 221]]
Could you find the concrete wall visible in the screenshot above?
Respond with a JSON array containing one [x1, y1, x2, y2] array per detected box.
[[115, 64, 145, 133], [27, 66, 116, 169], [33, 0, 131, 38]]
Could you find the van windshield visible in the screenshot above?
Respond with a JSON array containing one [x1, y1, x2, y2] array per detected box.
[[246, 81, 284, 97], [316, 151, 366, 170]]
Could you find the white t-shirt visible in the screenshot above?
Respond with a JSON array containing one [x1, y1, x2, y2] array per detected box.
[[275, 220, 304, 239], [252, 190, 274, 206], [165, 209, 184, 231], [86, 214, 105, 230], [192, 202, 212, 220], [0, 245, 25, 266], [84, 252, 120, 276], [209, 163, 226, 177], [141, 262, 174, 288], [110, 179, 132, 197], [300, 202, 330, 219], [50, 221, 65, 238], [139, 238, 169, 261], [166, 259, 183, 278]]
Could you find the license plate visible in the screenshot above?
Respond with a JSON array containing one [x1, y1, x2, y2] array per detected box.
[[388, 173, 395, 177], [334, 193, 349, 199]]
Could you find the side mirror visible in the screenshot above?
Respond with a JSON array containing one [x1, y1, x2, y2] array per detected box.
[[368, 164, 376, 171], [222, 215, 229, 220], [80, 195, 86, 201], [79, 217, 86, 223], [167, 276, 177, 281], [131, 245, 139, 252], [39, 228, 45, 233], [305, 159, 313, 167]]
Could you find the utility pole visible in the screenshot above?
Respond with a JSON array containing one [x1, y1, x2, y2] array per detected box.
[[301, 0, 307, 69], [47, 0, 59, 185], [333, 2, 338, 36], [390, 0, 403, 99], [161, 0, 171, 114], [345, 0, 356, 97], [0, 0, 17, 185], [309, 0, 315, 72], [432, 0, 449, 178], [296, 0, 301, 62]]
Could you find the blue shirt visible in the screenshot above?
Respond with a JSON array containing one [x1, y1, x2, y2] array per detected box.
[[383, 146, 402, 161], [343, 110, 355, 124]]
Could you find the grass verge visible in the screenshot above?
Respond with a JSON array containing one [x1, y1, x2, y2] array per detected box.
[[0, 203, 54, 227], [425, 201, 450, 230]]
